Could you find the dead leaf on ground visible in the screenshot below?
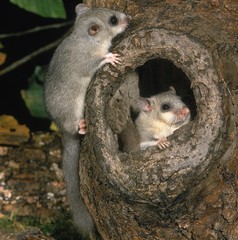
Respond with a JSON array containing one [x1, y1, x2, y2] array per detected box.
[[0, 115, 30, 146], [0, 146, 8, 156]]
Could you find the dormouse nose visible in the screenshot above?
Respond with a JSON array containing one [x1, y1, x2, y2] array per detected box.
[[181, 106, 190, 116]]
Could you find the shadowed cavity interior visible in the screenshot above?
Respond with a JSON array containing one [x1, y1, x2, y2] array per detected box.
[[137, 58, 197, 119]]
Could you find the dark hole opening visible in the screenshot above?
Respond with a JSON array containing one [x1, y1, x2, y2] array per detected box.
[[118, 58, 197, 153], [137, 58, 197, 119]]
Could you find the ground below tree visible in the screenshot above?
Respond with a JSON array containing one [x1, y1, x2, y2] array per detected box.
[[0, 131, 81, 240]]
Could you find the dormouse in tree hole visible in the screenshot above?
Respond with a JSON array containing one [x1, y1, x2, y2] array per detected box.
[[135, 87, 191, 150]]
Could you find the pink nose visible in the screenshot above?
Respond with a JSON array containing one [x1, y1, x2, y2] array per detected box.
[[176, 106, 190, 120], [181, 106, 190, 116]]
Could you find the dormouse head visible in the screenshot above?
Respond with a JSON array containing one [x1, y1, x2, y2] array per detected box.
[[137, 87, 191, 126], [74, 4, 131, 40]]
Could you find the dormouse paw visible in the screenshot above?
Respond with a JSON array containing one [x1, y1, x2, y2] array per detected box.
[[78, 119, 86, 135], [104, 52, 121, 66], [157, 138, 170, 150]]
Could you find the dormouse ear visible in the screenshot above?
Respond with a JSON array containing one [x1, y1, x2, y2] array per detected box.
[[75, 4, 89, 16], [168, 86, 176, 94], [88, 24, 100, 36], [137, 97, 153, 112]]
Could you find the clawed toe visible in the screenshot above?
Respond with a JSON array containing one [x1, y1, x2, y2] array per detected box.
[[104, 52, 121, 66], [78, 119, 86, 135], [157, 139, 170, 149]]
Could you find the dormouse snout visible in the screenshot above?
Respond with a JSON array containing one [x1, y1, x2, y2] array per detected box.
[[176, 106, 190, 121]]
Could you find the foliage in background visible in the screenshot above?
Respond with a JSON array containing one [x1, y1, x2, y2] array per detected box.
[[0, 212, 80, 240], [10, 0, 67, 122], [21, 66, 49, 119], [10, 0, 66, 19]]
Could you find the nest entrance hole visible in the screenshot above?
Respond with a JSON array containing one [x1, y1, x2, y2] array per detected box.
[[114, 58, 197, 153], [137, 58, 197, 119]]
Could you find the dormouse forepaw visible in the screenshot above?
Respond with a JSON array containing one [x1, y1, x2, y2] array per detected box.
[[78, 119, 86, 135], [157, 139, 170, 150], [104, 52, 121, 66]]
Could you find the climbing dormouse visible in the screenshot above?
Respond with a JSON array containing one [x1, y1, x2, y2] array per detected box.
[[44, 3, 131, 237]]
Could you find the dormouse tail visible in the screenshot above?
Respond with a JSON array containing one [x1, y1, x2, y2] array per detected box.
[[62, 133, 94, 237]]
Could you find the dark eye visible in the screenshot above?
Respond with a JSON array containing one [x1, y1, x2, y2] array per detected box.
[[161, 103, 171, 111], [109, 15, 118, 26]]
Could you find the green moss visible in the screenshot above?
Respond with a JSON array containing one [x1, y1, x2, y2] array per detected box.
[[0, 216, 15, 232], [0, 211, 81, 239]]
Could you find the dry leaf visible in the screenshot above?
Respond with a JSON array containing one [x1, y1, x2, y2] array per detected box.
[[0, 52, 7, 65], [0, 146, 8, 156], [0, 115, 30, 146]]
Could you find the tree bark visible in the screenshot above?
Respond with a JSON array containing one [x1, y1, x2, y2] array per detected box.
[[81, 0, 238, 239]]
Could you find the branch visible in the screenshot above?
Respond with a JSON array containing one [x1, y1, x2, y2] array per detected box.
[[0, 40, 60, 76], [0, 28, 72, 77], [0, 22, 73, 39]]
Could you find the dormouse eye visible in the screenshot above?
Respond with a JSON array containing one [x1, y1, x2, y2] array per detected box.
[[161, 103, 171, 112], [109, 15, 118, 26]]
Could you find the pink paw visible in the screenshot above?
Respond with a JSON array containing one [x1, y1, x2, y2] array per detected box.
[[78, 119, 86, 135], [104, 52, 121, 66], [157, 138, 170, 149]]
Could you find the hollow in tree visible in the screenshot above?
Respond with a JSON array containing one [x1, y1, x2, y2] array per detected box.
[[79, 0, 238, 239]]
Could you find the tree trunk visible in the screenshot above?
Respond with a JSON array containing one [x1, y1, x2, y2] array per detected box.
[[81, 0, 238, 239]]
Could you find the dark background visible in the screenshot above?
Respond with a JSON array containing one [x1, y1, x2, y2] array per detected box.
[[0, 0, 80, 131]]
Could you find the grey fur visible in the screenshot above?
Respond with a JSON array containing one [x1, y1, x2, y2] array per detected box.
[[44, 4, 130, 237]]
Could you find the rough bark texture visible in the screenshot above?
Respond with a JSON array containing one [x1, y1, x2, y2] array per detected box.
[[81, 0, 238, 239]]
